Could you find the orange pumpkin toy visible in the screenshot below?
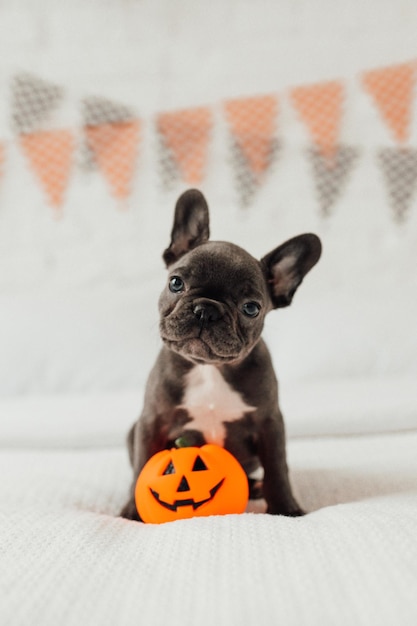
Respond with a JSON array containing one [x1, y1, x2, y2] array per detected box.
[[135, 443, 249, 524]]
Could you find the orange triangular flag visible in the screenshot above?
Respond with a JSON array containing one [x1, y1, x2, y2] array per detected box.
[[20, 130, 74, 208], [0, 143, 4, 176], [224, 95, 278, 175], [85, 120, 140, 199], [156, 107, 212, 184], [362, 62, 416, 144], [290, 81, 344, 159]]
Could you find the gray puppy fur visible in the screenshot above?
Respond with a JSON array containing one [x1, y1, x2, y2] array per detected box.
[[121, 189, 321, 521]]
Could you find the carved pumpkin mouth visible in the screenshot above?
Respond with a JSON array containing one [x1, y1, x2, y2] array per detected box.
[[150, 478, 225, 512]]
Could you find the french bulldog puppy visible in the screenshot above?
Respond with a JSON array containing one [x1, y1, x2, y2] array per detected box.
[[121, 189, 321, 521]]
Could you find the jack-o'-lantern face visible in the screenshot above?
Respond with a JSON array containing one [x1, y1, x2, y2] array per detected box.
[[135, 444, 249, 524]]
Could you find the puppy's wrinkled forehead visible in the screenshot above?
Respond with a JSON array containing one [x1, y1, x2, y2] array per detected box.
[[170, 241, 267, 300]]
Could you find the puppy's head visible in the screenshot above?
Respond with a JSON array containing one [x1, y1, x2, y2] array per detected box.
[[159, 189, 322, 365]]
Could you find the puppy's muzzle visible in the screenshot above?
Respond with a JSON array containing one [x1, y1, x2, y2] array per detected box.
[[193, 298, 224, 326]]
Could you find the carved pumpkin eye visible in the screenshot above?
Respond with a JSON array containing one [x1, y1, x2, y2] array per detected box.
[[135, 445, 249, 524], [162, 461, 176, 475], [192, 455, 208, 471]]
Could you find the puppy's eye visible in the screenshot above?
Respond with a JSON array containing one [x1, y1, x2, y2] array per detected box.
[[242, 302, 261, 318], [169, 276, 185, 293]]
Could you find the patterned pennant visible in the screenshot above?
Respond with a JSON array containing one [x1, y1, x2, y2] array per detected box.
[[290, 81, 344, 160], [156, 132, 182, 189], [81, 96, 138, 171], [362, 62, 416, 144], [11, 73, 63, 135], [224, 95, 279, 206], [85, 121, 140, 199], [19, 130, 75, 209], [307, 145, 360, 216], [377, 148, 417, 221], [83, 96, 136, 127], [156, 107, 213, 186]]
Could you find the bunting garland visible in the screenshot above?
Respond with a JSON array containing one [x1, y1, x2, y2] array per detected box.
[[82, 96, 138, 171], [156, 107, 213, 187], [307, 145, 360, 217], [3, 62, 417, 221], [377, 148, 417, 222], [362, 62, 416, 144], [11, 73, 75, 211], [83, 97, 141, 200], [362, 62, 417, 221], [224, 95, 279, 206], [83, 96, 136, 127], [290, 80, 344, 159], [0, 144, 4, 178], [290, 80, 359, 215], [11, 73, 63, 135], [19, 131, 75, 209]]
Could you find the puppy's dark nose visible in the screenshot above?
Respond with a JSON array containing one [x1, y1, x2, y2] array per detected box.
[[193, 302, 222, 323]]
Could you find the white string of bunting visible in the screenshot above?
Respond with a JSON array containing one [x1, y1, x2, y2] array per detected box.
[[1, 60, 417, 222]]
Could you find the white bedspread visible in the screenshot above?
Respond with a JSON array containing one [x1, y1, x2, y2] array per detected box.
[[0, 1, 416, 624], [1, 410, 417, 626]]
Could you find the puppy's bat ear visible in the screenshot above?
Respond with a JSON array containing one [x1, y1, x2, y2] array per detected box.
[[261, 234, 322, 308], [163, 189, 210, 267]]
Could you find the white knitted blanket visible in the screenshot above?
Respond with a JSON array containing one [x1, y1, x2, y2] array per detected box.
[[1, 428, 417, 626]]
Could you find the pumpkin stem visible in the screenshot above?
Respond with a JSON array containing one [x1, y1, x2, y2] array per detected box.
[[174, 435, 193, 448]]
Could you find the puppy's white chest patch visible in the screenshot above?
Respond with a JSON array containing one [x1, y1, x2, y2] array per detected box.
[[180, 365, 256, 446]]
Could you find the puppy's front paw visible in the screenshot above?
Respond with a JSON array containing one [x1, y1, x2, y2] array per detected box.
[[284, 507, 305, 517], [267, 502, 306, 517], [119, 499, 142, 522]]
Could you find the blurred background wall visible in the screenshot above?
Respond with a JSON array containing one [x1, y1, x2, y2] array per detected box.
[[0, 0, 416, 395]]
